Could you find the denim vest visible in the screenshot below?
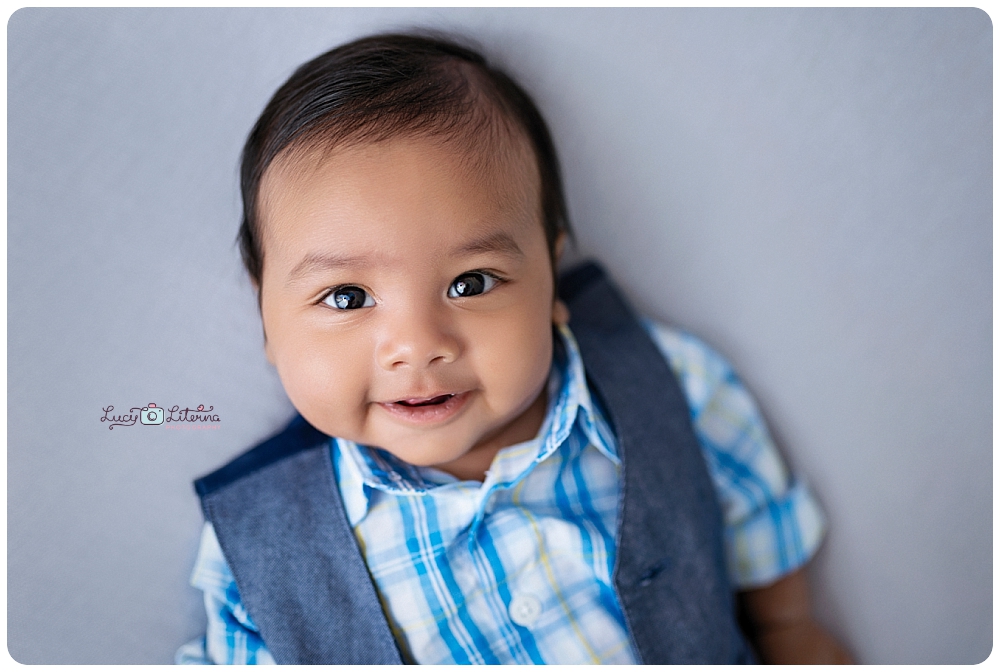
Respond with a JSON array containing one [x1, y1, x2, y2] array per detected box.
[[195, 262, 752, 664]]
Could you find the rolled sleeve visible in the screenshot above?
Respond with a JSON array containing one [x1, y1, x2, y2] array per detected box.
[[726, 478, 826, 588], [643, 318, 826, 589]]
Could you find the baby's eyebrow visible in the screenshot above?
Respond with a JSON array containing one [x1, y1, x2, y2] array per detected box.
[[454, 231, 524, 259], [286, 253, 373, 285], [285, 232, 523, 286]]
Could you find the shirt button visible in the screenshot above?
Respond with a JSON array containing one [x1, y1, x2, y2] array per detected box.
[[508, 594, 543, 627]]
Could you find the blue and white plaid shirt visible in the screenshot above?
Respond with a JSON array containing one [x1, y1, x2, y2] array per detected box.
[[178, 322, 825, 664]]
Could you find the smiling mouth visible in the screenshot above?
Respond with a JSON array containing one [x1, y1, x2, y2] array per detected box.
[[395, 394, 455, 407], [378, 391, 470, 424]]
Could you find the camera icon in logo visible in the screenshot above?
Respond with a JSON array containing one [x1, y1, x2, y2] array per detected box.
[[140, 403, 164, 425]]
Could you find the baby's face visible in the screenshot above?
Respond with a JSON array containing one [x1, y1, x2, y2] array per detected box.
[[256, 135, 561, 479]]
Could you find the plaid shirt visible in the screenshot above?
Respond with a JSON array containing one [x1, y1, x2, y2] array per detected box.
[[178, 322, 825, 664]]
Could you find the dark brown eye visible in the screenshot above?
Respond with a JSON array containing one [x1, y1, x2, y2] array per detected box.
[[449, 273, 496, 298], [323, 286, 373, 310]]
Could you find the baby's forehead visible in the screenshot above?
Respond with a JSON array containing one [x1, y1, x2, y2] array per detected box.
[[256, 132, 546, 266], [264, 127, 541, 220]]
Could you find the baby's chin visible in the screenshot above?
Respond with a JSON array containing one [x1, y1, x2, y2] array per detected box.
[[364, 426, 504, 480], [318, 415, 472, 462], [373, 437, 482, 469]]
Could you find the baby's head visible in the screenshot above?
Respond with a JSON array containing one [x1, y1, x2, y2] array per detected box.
[[239, 33, 572, 480]]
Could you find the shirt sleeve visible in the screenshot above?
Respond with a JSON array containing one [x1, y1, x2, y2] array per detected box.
[[642, 319, 826, 589], [176, 523, 277, 665]]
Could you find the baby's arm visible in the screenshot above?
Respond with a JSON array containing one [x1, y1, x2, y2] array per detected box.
[[740, 567, 853, 663], [642, 319, 852, 664]]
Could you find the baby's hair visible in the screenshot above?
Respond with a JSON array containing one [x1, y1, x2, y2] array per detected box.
[[238, 32, 571, 289]]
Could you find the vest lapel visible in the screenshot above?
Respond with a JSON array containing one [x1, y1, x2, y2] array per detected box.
[[561, 261, 749, 664]]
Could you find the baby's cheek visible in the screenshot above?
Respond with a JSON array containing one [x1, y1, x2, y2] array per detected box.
[[280, 341, 368, 434], [476, 313, 552, 406]]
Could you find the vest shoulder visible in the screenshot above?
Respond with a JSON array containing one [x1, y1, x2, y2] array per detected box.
[[559, 260, 633, 323], [193, 415, 329, 498], [558, 260, 609, 304]]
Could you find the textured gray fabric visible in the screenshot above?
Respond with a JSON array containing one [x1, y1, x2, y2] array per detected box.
[[198, 263, 750, 663], [202, 445, 402, 664]]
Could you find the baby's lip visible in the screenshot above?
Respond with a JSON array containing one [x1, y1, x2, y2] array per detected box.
[[376, 391, 471, 424], [393, 393, 455, 407], [378, 389, 463, 405]]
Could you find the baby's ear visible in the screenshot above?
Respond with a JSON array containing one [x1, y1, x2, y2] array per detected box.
[[551, 233, 570, 326], [253, 283, 276, 365], [554, 231, 568, 263], [552, 299, 570, 326]]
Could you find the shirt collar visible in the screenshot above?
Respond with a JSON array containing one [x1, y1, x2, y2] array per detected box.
[[334, 324, 619, 503]]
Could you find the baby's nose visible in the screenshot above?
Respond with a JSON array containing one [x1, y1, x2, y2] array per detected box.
[[375, 309, 460, 371]]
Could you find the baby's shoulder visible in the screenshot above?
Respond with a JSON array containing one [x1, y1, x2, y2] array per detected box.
[[194, 415, 327, 498], [639, 318, 740, 411]]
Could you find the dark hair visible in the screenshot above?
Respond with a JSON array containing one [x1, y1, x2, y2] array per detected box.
[[238, 32, 571, 289]]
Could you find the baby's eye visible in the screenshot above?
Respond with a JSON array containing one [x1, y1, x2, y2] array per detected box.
[[448, 272, 498, 298], [323, 286, 374, 310]]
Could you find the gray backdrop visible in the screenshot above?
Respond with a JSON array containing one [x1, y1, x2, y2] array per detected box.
[[7, 8, 991, 664]]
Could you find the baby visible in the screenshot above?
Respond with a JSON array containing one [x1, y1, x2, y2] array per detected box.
[[179, 33, 851, 664]]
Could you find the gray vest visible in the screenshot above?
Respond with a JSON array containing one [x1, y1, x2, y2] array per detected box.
[[195, 262, 752, 664]]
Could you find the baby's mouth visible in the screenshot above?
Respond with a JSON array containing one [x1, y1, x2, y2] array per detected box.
[[378, 391, 470, 425], [394, 394, 455, 407]]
